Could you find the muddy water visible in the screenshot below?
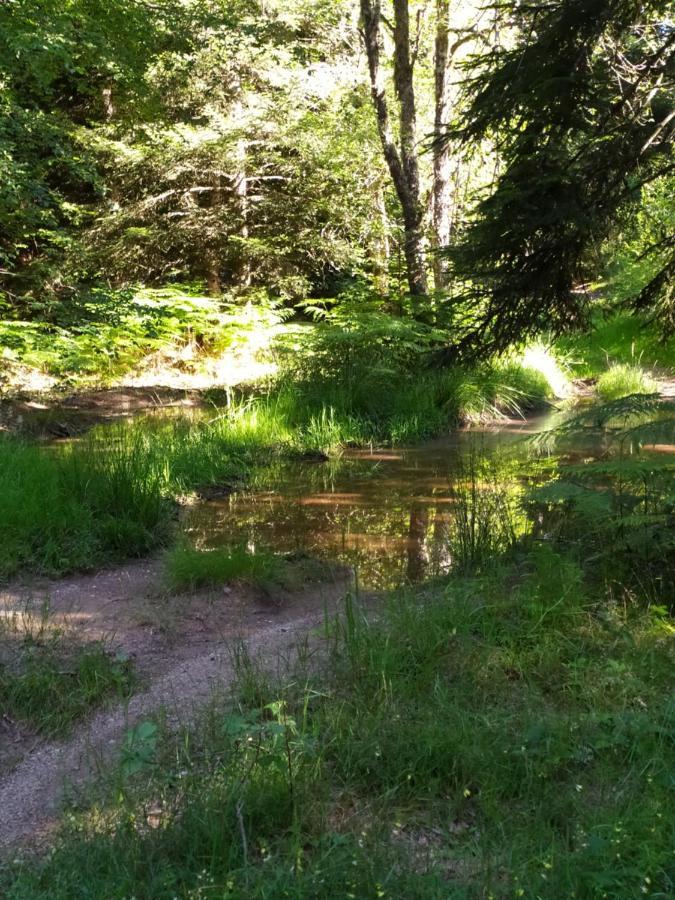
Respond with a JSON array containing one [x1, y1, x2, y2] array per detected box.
[[184, 417, 556, 590], [2, 395, 610, 589]]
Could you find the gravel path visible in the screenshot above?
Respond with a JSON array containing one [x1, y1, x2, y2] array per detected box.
[[0, 562, 349, 854]]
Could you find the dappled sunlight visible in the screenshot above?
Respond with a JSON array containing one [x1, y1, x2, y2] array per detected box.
[[520, 343, 572, 399]]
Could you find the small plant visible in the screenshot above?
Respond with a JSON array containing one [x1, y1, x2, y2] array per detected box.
[[596, 362, 657, 401], [121, 720, 159, 777], [164, 543, 282, 591]]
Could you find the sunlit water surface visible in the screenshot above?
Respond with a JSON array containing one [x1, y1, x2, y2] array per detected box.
[[184, 416, 565, 589]]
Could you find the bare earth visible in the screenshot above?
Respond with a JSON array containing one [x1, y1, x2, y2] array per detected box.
[[0, 559, 351, 854]]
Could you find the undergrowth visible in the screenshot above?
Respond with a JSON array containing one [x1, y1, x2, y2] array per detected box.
[[0, 607, 134, 737], [557, 311, 675, 377], [0, 285, 282, 387], [0, 347, 555, 580], [3, 548, 672, 898]]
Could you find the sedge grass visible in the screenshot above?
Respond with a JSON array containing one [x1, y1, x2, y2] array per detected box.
[[596, 362, 658, 402]]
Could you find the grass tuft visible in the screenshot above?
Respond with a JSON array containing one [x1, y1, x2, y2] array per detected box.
[[163, 543, 282, 592], [0, 609, 134, 738], [596, 362, 658, 401]]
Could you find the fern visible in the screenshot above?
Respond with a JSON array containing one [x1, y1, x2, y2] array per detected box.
[[533, 394, 672, 452]]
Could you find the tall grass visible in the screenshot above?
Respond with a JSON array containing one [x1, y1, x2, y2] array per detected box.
[[448, 472, 520, 572], [0, 405, 292, 580], [596, 362, 658, 401], [276, 361, 553, 446], [3, 545, 672, 898]]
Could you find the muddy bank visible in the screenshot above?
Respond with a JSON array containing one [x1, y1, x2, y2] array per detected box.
[[0, 387, 207, 438]]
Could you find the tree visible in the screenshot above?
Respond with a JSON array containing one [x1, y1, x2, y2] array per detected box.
[[0, 0, 182, 308], [437, 0, 675, 357], [360, 0, 428, 295]]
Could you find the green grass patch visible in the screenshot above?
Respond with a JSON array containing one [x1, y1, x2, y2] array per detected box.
[[164, 544, 282, 592], [2, 546, 672, 898], [0, 611, 134, 738], [596, 362, 658, 402], [556, 311, 675, 377], [0, 403, 296, 580]]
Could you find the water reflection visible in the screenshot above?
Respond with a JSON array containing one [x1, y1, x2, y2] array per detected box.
[[184, 422, 547, 589]]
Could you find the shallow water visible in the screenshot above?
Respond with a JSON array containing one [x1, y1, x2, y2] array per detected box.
[[7, 394, 660, 590], [184, 416, 559, 590]]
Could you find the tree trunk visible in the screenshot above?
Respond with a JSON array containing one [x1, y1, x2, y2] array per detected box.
[[372, 178, 390, 295], [102, 85, 115, 121], [206, 173, 222, 296], [233, 101, 251, 289], [432, 0, 453, 289], [360, 0, 427, 296]]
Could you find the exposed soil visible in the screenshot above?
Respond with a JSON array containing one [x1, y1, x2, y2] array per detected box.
[[0, 558, 351, 854], [0, 387, 205, 437]]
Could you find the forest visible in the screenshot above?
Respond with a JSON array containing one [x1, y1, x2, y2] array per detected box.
[[0, 1, 674, 897]]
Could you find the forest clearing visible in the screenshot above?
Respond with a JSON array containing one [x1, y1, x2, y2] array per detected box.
[[0, 1, 674, 897]]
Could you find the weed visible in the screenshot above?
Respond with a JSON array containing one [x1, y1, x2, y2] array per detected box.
[[164, 543, 282, 592]]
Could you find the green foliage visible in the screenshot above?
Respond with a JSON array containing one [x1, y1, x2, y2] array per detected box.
[[557, 311, 675, 377], [3, 550, 673, 898], [275, 297, 554, 444], [441, 0, 675, 356], [0, 403, 294, 579], [0, 0, 182, 293], [120, 720, 159, 778], [447, 466, 520, 572], [529, 395, 675, 600], [164, 543, 282, 592], [0, 285, 285, 386], [0, 611, 134, 736], [596, 363, 658, 402]]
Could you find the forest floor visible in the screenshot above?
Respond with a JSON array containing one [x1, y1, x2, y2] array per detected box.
[[0, 558, 351, 851]]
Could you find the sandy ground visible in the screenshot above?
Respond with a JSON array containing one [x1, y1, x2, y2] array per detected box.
[[0, 559, 351, 854]]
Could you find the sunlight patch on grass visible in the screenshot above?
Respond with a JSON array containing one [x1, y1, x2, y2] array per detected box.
[[519, 342, 572, 399], [596, 362, 658, 401]]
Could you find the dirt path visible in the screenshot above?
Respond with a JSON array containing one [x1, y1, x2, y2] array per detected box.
[[0, 560, 351, 854]]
